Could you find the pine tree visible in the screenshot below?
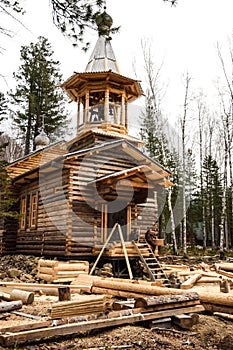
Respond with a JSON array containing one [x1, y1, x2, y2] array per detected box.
[[202, 155, 222, 247], [185, 148, 198, 245], [8, 36, 69, 155]]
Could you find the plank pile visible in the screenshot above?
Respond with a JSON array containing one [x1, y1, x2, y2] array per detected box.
[[37, 259, 89, 282], [51, 294, 112, 319]]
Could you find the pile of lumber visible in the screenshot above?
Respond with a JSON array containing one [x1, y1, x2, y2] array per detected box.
[[51, 294, 112, 319], [37, 259, 89, 282], [110, 294, 202, 330], [161, 262, 233, 289]]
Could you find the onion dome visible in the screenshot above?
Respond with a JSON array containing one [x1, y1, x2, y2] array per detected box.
[[95, 10, 113, 37], [35, 129, 50, 150]]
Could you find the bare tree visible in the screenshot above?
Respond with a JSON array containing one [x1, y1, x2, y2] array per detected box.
[[217, 42, 233, 254], [0, 133, 23, 162], [140, 39, 178, 254], [180, 72, 191, 258]]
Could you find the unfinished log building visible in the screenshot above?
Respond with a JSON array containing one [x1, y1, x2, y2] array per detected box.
[[0, 11, 171, 274]]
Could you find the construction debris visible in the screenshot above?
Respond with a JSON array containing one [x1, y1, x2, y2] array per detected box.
[[1, 256, 233, 347]]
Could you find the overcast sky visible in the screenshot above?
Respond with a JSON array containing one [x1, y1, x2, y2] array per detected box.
[[1, 0, 233, 135]]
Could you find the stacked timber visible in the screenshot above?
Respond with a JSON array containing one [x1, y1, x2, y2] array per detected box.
[[109, 294, 203, 330], [37, 259, 89, 283], [92, 242, 146, 257], [51, 294, 112, 319]]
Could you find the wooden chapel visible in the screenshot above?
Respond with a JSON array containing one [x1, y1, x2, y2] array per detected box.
[[0, 11, 171, 272]]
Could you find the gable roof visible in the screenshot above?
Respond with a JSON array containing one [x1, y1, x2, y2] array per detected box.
[[6, 137, 171, 187], [65, 139, 171, 177], [5, 140, 66, 180]]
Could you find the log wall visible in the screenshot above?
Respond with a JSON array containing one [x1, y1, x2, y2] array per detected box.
[[65, 148, 159, 256], [16, 168, 71, 256]]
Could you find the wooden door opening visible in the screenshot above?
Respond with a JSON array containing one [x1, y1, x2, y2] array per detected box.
[[101, 202, 131, 243]]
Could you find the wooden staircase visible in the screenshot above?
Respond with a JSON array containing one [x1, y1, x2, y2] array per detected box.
[[133, 240, 170, 287]]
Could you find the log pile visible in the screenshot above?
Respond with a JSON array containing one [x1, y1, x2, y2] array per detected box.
[[37, 259, 89, 283]]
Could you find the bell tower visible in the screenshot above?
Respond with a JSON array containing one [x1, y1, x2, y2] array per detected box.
[[61, 9, 143, 138]]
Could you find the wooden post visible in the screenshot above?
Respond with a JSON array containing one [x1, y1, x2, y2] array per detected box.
[[84, 91, 89, 123], [58, 287, 71, 301], [220, 280, 230, 293], [104, 89, 109, 122], [77, 99, 81, 131], [117, 224, 133, 280], [125, 100, 128, 130], [120, 94, 125, 125]]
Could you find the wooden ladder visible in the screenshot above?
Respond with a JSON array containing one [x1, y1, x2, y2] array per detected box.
[[132, 240, 170, 287]]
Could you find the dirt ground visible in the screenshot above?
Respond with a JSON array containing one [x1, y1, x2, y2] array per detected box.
[[0, 254, 233, 349]]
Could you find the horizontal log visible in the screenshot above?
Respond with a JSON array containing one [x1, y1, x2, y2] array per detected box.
[[180, 274, 202, 289], [91, 286, 148, 299], [0, 287, 34, 305], [216, 269, 233, 279], [135, 293, 199, 308], [0, 300, 23, 313], [203, 303, 233, 314], [196, 277, 221, 283], [90, 278, 233, 307], [216, 263, 233, 272]]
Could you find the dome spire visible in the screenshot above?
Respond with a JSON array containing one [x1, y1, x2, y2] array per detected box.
[[95, 4, 113, 38], [85, 6, 120, 74]]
